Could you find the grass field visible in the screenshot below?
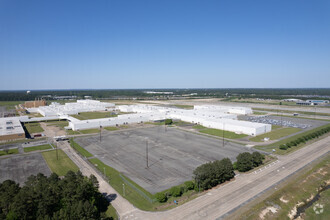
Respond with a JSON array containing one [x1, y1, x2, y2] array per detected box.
[[104, 126, 119, 131], [24, 122, 44, 133], [0, 148, 19, 156], [0, 101, 23, 109], [66, 128, 100, 135], [249, 127, 301, 142], [23, 144, 53, 153], [173, 104, 194, 109], [89, 158, 155, 210], [45, 120, 69, 129], [42, 149, 79, 176], [70, 111, 117, 120], [253, 111, 268, 115], [193, 125, 247, 139], [70, 139, 93, 157], [255, 124, 330, 154], [234, 154, 330, 220], [106, 205, 118, 220]]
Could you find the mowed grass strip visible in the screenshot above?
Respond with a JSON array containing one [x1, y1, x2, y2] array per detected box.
[[42, 149, 79, 176], [235, 155, 330, 220], [45, 120, 68, 129], [89, 158, 155, 211], [0, 148, 19, 156], [24, 144, 53, 153], [24, 122, 44, 133], [80, 129, 100, 134], [104, 126, 119, 131], [199, 128, 247, 139], [249, 127, 301, 142], [255, 124, 330, 154], [70, 139, 93, 158]]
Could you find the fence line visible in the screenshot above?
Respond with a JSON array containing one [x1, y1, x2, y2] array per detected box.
[[119, 173, 156, 203]]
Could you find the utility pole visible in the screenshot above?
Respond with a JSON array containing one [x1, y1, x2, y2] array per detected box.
[[146, 138, 149, 168], [99, 124, 102, 142], [223, 123, 225, 147], [56, 141, 58, 161]]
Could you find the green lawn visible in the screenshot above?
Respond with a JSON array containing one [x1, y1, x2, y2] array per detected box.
[[89, 158, 155, 211], [0, 101, 23, 109], [24, 122, 44, 133], [192, 125, 247, 139], [45, 120, 69, 129], [253, 111, 268, 115], [173, 104, 194, 109], [80, 129, 100, 134], [0, 148, 19, 156], [235, 155, 330, 220], [66, 130, 81, 135], [271, 124, 282, 130], [70, 139, 93, 157], [255, 124, 330, 154], [105, 205, 118, 220], [24, 144, 53, 152], [104, 126, 119, 131], [42, 149, 79, 176], [249, 127, 301, 142], [70, 111, 117, 120]]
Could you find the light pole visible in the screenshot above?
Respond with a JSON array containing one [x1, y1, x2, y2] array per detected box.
[[146, 138, 149, 168], [223, 123, 225, 147], [99, 123, 102, 142], [123, 183, 125, 196], [103, 167, 106, 176]]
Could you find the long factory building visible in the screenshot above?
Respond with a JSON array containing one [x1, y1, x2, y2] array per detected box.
[[0, 100, 271, 141]]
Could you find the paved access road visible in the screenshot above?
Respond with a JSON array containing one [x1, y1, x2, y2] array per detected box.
[[120, 136, 330, 220], [60, 136, 329, 220]]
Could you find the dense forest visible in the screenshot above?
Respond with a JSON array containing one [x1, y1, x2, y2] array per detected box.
[[0, 171, 111, 220], [0, 88, 329, 101]]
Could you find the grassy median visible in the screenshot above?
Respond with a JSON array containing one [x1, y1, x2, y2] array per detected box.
[[42, 149, 79, 176], [249, 127, 301, 142], [24, 144, 53, 152]]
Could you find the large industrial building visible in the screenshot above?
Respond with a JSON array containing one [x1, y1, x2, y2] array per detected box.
[[0, 100, 272, 141], [0, 117, 25, 141]]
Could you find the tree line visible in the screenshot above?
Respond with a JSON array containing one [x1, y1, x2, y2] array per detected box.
[[0, 171, 111, 220], [155, 151, 265, 203], [0, 88, 329, 101], [279, 126, 330, 150]]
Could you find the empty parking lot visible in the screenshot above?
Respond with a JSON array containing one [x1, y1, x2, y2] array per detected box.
[[0, 153, 52, 185], [75, 126, 252, 193]]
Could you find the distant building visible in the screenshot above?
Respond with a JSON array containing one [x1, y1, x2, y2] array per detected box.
[[24, 99, 46, 108], [296, 100, 329, 106]]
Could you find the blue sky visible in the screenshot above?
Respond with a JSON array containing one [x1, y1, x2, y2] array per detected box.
[[0, 0, 329, 90]]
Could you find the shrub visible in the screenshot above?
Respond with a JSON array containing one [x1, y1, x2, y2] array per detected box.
[[236, 152, 254, 172], [170, 187, 182, 197], [165, 119, 173, 125], [233, 162, 238, 170], [184, 181, 195, 191], [251, 152, 263, 167], [155, 192, 167, 203], [279, 144, 288, 150]]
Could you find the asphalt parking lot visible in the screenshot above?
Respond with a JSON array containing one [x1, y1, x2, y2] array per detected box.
[[0, 153, 51, 185], [242, 115, 328, 130], [75, 126, 252, 193]]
